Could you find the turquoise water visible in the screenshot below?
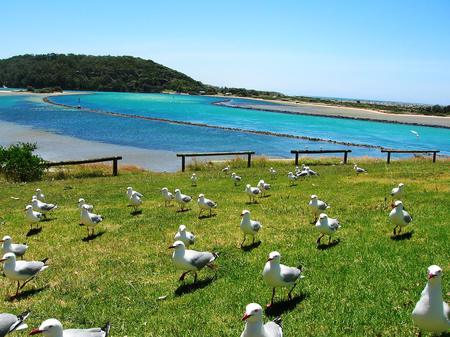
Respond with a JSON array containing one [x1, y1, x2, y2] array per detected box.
[[0, 92, 449, 158]]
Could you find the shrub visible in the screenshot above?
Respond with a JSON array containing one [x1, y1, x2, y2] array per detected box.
[[0, 143, 44, 182]]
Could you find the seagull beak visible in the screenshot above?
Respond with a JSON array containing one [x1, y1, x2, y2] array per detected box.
[[0, 240, 4, 243], [267, 257, 273, 262], [0, 258, 6, 262], [241, 313, 251, 321], [29, 329, 43, 335], [428, 273, 436, 280], [168, 245, 175, 249], [240, 213, 244, 217]]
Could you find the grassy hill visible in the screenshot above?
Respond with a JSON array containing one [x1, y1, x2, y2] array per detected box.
[[0, 159, 448, 336]]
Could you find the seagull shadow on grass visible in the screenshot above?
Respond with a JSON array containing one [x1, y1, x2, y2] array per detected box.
[[241, 241, 261, 252], [317, 239, 341, 250], [174, 277, 215, 296], [176, 208, 191, 213], [390, 231, 414, 241], [261, 194, 271, 198], [265, 292, 308, 317], [7, 286, 48, 302], [26, 227, 42, 237], [245, 201, 259, 205], [198, 213, 217, 220], [130, 210, 143, 216], [82, 231, 106, 242], [41, 217, 55, 222]]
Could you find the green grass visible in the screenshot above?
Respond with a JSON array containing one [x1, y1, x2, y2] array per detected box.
[[0, 158, 449, 336]]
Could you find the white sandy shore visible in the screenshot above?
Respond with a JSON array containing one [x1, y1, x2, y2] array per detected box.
[[0, 121, 181, 172]]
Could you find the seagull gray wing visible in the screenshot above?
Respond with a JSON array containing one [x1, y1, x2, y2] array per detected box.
[[90, 214, 103, 224], [0, 314, 18, 337], [10, 244, 28, 257], [251, 220, 262, 231], [185, 250, 216, 270], [403, 212, 412, 223], [41, 203, 56, 211], [318, 201, 328, 210], [64, 328, 107, 337], [15, 261, 45, 278], [264, 319, 283, 337], [182, 196, 192, 202], [206, 200, 216, 207], [280, 265, 301, 283]]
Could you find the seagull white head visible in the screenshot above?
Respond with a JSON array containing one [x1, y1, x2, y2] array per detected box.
[[288, 171, 293, 176], [81, 204, 91, 210], [0, 235, 11, 243], [178, 225, 186, 232], [174, 189, 181, 193], [311, 194, 318, 200], [78, 198, 85, 203], [427, 265, 442, 281], [398, 183, 404, 188], [25, 205, 33, 212], [192, 173, 196, 176], [393, 200, 403, 209], [169, 240, 185, 250], [0, 252, 16, 263], [198, 194, 205, 198], [29, 319, 63, 336], [267, 251, 281, 262], [31, 195, 37, 201], [36, 188, 42, 193], [242, 303, 263, 322], [319, 213, 328, 221], [246, 184, 251, 188], [241, 209, 250, 217], [161, 187, 168, 192]]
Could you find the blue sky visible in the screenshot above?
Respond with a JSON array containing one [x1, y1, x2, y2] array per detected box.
[[2, 1, 450, 104]]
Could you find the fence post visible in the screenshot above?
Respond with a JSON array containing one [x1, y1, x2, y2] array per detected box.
[[113, 158, 118, 176], [295, 152, 299, 166], [343, 151, 348, 164], [181, 156, 186, 172], [432, 152, 437, 163], [387, 152, 391, 164], [247, 153, 252, 167]]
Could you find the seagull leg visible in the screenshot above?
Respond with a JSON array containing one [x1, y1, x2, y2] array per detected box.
[[15, 281, 20, 297], [393, 226, 397, 236], [252, 236, 255, 244], [267, 287, 276, 307], [328, 236, 332, 244], [240, 235, 246, 247], [209, 209, 212, 217], [316, 234, 324, 244], [179, 271, 190, 281], [193, 272, 198, 283], [397, 227, 402, 235], [288, 283, 297, 300]]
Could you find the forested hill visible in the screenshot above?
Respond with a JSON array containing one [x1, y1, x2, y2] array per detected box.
[[0, 54, 209, 93]]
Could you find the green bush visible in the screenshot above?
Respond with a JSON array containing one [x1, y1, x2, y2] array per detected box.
[[0, 142, 44, 182]]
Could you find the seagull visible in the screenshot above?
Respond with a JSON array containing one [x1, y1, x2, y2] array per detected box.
[[80, 205, 103, 237], [169, 241, 218, 283], [174, 225, 195, 247], [25, 205, 43, 229], [31, 196, 57, 218], [295, 166, 301, 175], [245, 184, 261, 203], [191, 173, 198, 186], [129, 192, 143, 212], [35, 188, 45, 201], [0, 311, 30, 337], [222, 165, 230, 173], [412, 265, 450, 336], [174, 189, 192, 211], [410, 130, 420, 137], [262, 251, 304, 307], [257, 180, 271, 197], [389, 200, 412, 235], [390, 183, 405, 199], [126, 187, 143, 199], [161, 187, 175, 207], [240, 303, 282, 337], [308, 195, 330, 223], [1, 236, 28, 259], [231, 172, 242, 186], [315, 213, 341, 245], [0, 252, 49, 297], [78, 198, 93, 212], [287, 172, 297, 185], [240, 210, 262, 247], [354, 164, 367, 174], [304, 166, 319, 176], [269, 167, 277, 178], [29, 319, 110, 337], [197, 194, 217, 217]]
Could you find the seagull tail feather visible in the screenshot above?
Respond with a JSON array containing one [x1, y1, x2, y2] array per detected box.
[[273, 317, 282, 328], [102, 322, 111, 337], [41, 257, 49, 265], [9, 310, 31, 333]]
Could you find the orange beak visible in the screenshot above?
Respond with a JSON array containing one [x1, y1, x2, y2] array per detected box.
[[241, 312, 251, 321], [29, 329, 43, 335]]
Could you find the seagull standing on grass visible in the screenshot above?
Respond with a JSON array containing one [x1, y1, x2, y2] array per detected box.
[[269, 167, 277, 179], [0, 311, 30, 337], [169, 241, 218, 283], [197, 194, 217, 217], [308, 195, 330, 223], [191, 173, 198, 186], [222, 165, 230, 173], [29, 319, 111, 337], [240, 303, 282, 337], [129, 192, 143, 212], [174, 225, 195, 247], [31, 196, 57, 218], [240, 210, 262, 247], [257, 180, 271, 197], [126, 187, 143, 199], [245, 184, 261, 203], [25, 205, 43, 229], [174, 189, 192, 211], [389, 200, 412, 235], [1, 236, 28, 258], [412, 265, 450, 336], [304, 166, 319, 176], [354, 164, 367, 174], [287, 172, 297, 185], [77, 198, 93, 212], [35, 188, 45, 201], [315, 213, 341, 245], [231, 172, 242, 186], [80, 205, 103, 237], [160, 187, 175, 207], [262, 251, 304, 307], [0, 252, 49, 297], [390, 183, 405, 199]]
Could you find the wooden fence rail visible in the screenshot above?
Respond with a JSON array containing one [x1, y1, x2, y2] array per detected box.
[[290, 149, 352, 165], [44, 156, 123, 176], [176, 151, 255, 172], [380, 149, 440, 164]]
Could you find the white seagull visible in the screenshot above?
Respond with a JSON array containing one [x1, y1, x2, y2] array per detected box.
[[1, 236, 28, 259], [240, 303, 282, 337], [390, 183, 405, 198], [35, 188, 45, 201], [0, 252, 49, 297], [389, 200, 412, 235], [191, 173, 198, 186], [245, 184, 261, 203], [222, 165, 230, 173], [0, 311, 30, 337], [160, 187, 175, 207], [197, 194, 217, 217], [78, 198, 93, 212], [412, 265, 450, 336], [304, 166, 319, 176], [269, 167, 277, 178], [308, 195, 330, 223], [354, 164, 367, 174], [174, 189, 192, 211], [126, 187, 143, 199], [129, 192, 143, 212], [174, 225, 195, 247], [262, 251, 304, 307], [315, 213, 341, 245], [31, 196, 57, 218], [257, 180, 271, 197], [29, 319, 110, 337], [80, 205, 103, 237], [287, 172, 297, 185], [25, 205, 43, 229], [240, 210, 262, 247], [169, 241, 218, 283], [231, 172, 242, 186]]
